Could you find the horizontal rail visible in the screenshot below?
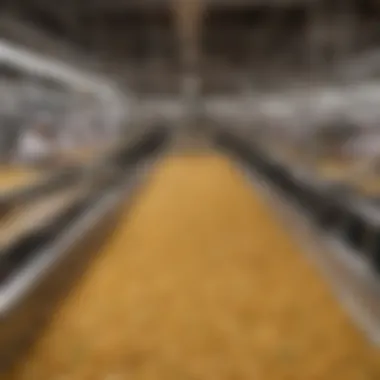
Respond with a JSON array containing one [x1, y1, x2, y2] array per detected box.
[[212, 127, 380, 345]]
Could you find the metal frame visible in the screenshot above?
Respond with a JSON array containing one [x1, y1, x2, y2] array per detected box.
[[0, 126, 169, 371], [213, 126, 380, 346]]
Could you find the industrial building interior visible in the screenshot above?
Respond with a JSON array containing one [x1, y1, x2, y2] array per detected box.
[[1, 0, 380, 379]]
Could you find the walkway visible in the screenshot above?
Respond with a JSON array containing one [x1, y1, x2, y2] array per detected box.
[[9, 154, 380, 380]]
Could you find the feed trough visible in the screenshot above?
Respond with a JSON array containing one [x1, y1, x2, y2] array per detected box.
[[212, 125, 380, 347], [341, 197, 380, 272], [0, 126, 170, 370]]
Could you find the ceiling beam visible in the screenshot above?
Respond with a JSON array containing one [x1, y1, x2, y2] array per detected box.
[[84, 0, 319, 12]]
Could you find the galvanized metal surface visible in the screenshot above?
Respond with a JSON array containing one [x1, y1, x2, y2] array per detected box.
[[134, 82, 380, 128], [213, 128, 380, 347], [0, 183, 125, 372], [248, 167, 380, 347]]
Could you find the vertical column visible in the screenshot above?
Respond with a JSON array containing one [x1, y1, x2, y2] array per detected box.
[[145, 7, 165, 93], [90, 14, 107, 142], [306, 0, 327, 169], [307, 0, 328, 78], [171, 0, 205, 124], [334, 0, 356, 69]]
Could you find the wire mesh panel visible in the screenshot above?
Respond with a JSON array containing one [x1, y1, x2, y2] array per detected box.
[[0, 0, 380, 172], [0, 31, 126, 166]]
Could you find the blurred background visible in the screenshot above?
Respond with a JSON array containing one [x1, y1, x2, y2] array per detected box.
[[2, 0, 380, 379], [0, 0, 379, 163]]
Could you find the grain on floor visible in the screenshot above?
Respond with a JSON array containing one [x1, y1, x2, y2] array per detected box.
[[8, 154, 380, 380], [0, 167, 41, 193]]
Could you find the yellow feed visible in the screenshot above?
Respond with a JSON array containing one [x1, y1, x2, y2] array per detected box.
[[61, 146, 107, 165], [7, 154, 380, 380], [0, 167, 41, 192], [350, 178, 380, 197], [315, 160, 353, 182]]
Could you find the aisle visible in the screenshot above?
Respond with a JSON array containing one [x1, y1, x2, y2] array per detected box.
[[9, 154, 380, 380]]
